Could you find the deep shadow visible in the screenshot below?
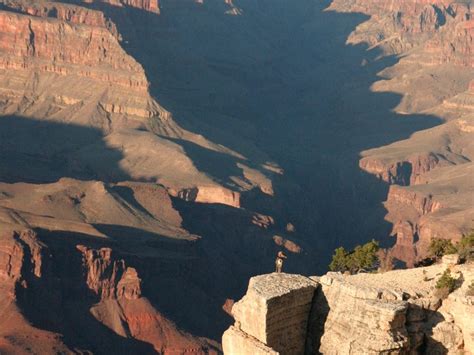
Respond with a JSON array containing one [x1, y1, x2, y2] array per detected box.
[[158, 197, 319, 338], [78, 0, 443, 273], [16, 230, 157, 354], [0, 115, 129, 183], [1, 0, 450, 347]]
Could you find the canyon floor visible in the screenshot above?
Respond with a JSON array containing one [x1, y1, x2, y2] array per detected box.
[[0, 0, 473, 353]]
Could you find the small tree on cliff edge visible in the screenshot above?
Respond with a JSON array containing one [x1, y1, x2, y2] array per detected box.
[[457, 233, 474, 262], [429, 238, 457, 259], [329, 240, 380, 274], [329, 247, 348, 272]]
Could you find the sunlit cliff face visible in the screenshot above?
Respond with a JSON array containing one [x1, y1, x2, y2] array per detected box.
[[0, 0, 473, 352]]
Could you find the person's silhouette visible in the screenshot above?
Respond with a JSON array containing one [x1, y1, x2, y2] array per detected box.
[[275, 251, 287, 273]]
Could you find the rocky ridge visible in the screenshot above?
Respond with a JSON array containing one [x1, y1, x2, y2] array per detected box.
[[0, 0, 275, 206], [223, 260, 474, 354], [0, 225, 216, 353], [329, 0, 474, 264]]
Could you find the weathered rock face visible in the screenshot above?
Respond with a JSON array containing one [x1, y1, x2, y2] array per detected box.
[[314, 273, 409, 354], [0, 0, 119, 35], [0, 227, 47, 283], [223, 326, 279, 355], [223, 273, 318, 355], [329, 0, 474, 265], [224, 263, 474, 355], [77, 245, 142, 300], [0, 227, 73, 354], [0, 224, 216, 354], [77, 245, 213, 354], [0, 2, 166, 129], [330, 0, 474, 66], [0, 10, 147, 88]]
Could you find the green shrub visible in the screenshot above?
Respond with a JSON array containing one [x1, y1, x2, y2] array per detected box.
[[329, 247, 349, 272], [435, 268, 456, 292], [429, 238, 457, 259], [329, 240, 380, 274], [456, 233, 474, 262]]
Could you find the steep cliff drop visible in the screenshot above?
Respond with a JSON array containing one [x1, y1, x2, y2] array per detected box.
[[0, 225, 218, 354], [329, 0, 474, 265], [0, 0, 474, 352], [223, 261, 474, 354]]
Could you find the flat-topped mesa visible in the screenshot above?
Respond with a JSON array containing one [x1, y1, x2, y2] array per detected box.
[[223, 273, 318, 355]]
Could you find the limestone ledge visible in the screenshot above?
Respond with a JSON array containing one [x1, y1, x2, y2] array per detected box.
[[223, 264, 474, 355]]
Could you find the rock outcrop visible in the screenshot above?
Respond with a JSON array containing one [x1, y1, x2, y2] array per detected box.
[[314, 274, 409, 354], [77, 245, 142, 300], [0, 223, 216, 354], [223, 273, 318, 355], [223, 263, 474, 354]]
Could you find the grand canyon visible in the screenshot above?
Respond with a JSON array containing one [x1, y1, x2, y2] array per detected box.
[[0, 0, 473, 353]]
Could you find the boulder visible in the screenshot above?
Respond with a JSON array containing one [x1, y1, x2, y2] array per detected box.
[[224, 273, 318, 355]]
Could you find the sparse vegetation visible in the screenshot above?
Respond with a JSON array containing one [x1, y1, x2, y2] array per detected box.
[[456, 233, 474, 262], [429, 238, 457, 259], [329, 240, 380, 274], [417, 233, 474, 267], [435, 268, 456, 299]]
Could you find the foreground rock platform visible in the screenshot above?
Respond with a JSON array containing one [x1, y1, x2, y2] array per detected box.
[[223, 273, 318, 355], [223, 263, 474, 354]]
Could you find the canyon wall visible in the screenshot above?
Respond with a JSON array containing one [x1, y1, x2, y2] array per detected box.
[[0, 225, 216, 353], [329, 0, 474, 264], [0, 0, 274, 206], [224, 263, 474, 354]]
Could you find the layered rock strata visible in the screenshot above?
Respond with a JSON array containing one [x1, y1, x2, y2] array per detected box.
[[223, 273, 318, 355], [329, 0, 474, 263], [224, 263, 474, 354], [0, 224, 215, 354]]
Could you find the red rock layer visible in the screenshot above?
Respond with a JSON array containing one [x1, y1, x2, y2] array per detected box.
[[360, 152, 448, 186], [0, 226, 215, 354], [0, 227, 72, 353], [1, 0, 118, 35], [0, 9, 148, 90], [77, 244, 214, 353], [77, 245, 142, 300]]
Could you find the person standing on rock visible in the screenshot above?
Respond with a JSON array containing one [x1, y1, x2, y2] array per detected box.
[[275, 251, 287, 273]]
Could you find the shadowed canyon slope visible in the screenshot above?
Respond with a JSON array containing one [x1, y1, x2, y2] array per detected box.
[[0, 0, 473, 352]]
